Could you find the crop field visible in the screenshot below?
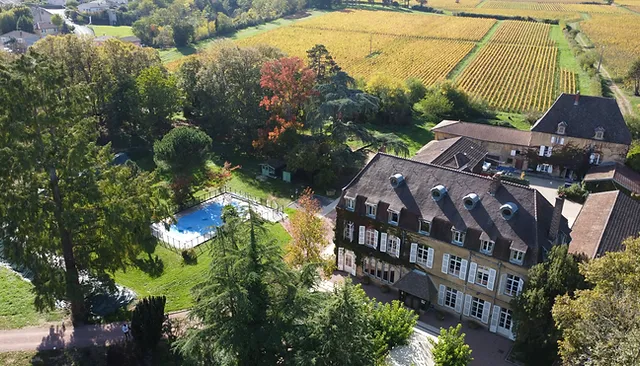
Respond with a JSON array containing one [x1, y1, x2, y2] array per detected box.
[[580, 14, 640, 79], [456, 21, 558, 111], [479, 1, 627, 14], [560, 69, 577, 94], [238, 26, 475, 85], [289, 10, 496, 41]]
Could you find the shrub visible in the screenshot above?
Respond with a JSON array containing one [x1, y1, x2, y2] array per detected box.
[[558, 183, 588, 203], [524, 109, 542, 125], [131, 296, 167, 362], [501, 175, 530, 186], [181, 249, 197, 264], [627, 142, 640, 172], [361, 275, 371, 285]]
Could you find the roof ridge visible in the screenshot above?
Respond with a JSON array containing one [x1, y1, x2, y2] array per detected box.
[[432, 120, 532, 134], [377, 152, 537, 192], [341, 153, 381, 192], [593, 190, 619, 258]]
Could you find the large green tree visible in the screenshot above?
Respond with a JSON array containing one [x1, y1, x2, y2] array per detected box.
[[429, 324, 473, 366], [511, 244, 585, 365], [153, 126, 212, 206], [136, 65, 181, 144], [553, 237, 640, 366], [0, 54, 169, 325], [627, 58, 640, 96]]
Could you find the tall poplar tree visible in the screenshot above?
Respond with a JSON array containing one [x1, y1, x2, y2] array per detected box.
[[0, 54, 170, 325]]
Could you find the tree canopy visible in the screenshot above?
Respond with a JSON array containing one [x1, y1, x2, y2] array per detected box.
[[429, 324, 473, 366]]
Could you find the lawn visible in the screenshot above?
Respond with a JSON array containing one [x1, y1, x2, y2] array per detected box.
[[356, 120, 436, 157], [113, 222, 291, 312], [89, 25, 134, 38], [0, 267, 63, 330]]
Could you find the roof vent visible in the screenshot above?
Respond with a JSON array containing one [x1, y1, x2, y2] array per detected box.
[[431, 185, 447, 202], [390, 173, 405, 188], [463, 193, 480, 210], [500, 202, 519, 220]]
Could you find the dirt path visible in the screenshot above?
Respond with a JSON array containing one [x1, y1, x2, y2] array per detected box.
[[599, 65, 634, 116]]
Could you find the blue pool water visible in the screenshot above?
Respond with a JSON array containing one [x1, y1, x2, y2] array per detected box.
[[169, 200, 241, 237]]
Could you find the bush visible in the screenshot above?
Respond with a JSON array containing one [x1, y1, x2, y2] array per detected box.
[[558, 183, 588, 203], [500, 175, 530, 186], [524, 109, 542, 125], [627, 142, 640, 172], [361, 275, 371, 285], [181, 249, 197, 264], [410, 5, 444, 13]]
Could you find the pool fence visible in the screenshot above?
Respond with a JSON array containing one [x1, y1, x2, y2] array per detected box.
[[152, 186, 287, 252]]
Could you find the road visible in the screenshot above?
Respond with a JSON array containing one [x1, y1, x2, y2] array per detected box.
[[46, 8, 94, 36]]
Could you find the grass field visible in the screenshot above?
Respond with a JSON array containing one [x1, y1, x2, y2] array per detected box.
[[89, 25, 134, 37], [0, 267, 63, 330], [113, 222, 291, 312]]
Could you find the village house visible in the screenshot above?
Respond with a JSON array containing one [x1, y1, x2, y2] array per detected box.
[[569, 190, 640, 259], [0, 30, 41, 52], [334, 153, 570, 340], [31, 7, 59, 35], [431, 93, 632, 179], [413, 136, 488, 174], [583, 162, 640, 195]]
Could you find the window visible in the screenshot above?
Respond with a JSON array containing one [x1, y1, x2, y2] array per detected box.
[[510, 249, 525, 265], [499, 308, 513, 331], [536, 163, 553, 173], [505, 274, 521, 297], [419, 220, 431, 235], [480, 240, 494, 255], [448, 255, 463, 277], [444, 287, 457, 309], [365, 228, 377, 248], [388, 210, 399, 225], [451, 230, 465, 245], [590, 153, 601, 165], [594, 128, 604, 140], [416, 245, 429, 266], [557, 124, 566, 134], [345, 197, 355, 211], [366, 203, 377, 218], [343, 221, 354, 241], [387, 235, 400, 258], [470, 297, 484, 320], [363, 257, 396, 284], [475, 265, 491, 287]]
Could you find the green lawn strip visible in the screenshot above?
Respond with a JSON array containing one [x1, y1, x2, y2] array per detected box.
[[363, 120, 436, 157], [114, 222, 291, 312], [89, 25, 134, 37], [0, 267, 63, 330], [448, 20, 502, 82], [159, 10, 330, 63], [550, 24, 601, 96]]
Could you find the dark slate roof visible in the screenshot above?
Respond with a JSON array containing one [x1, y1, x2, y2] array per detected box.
[[569, 191, 640, 258], [342, 153, 569, 267], [431, 120, 532, 147], [532, 93, 631, 145], [263, 159, 285, 169], [393, 270, 436, 302], [584, 162, 640, 194], [413, 137, 488, 172]]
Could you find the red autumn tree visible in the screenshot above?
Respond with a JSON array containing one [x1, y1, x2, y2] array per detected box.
[[254, 57, 316, 149]]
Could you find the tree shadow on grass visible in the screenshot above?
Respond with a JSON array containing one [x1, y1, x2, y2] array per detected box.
[[601, 77, 615, 98], [175, 45, 197, 57], [133, 254, 165, 278]]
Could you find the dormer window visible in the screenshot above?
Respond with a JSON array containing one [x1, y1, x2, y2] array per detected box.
[[451, 229, 466, 246], [480, 240, 494, 255], [388, 210, 399, 225], [510, 249, 525, 265], [594, 127, 605, 140], [345, 197, 355, 211], [557, 121, 566, 135], [366, 203, 377, 218], [419, 220, 431, 235]]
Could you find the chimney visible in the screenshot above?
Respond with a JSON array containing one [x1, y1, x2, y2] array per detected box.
[[574, 91, 580, 106], [548, 195, 565, 242], [488, 171, 503, 196]]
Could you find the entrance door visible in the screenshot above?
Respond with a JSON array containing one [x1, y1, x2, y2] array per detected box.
[[497, 308, 515, 340], [344, 251, 355, 276], [515, 158, 524, 170]]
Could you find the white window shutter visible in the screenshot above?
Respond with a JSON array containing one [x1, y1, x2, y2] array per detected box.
[[517, 278, 524, 296], [350, 259, 356, 276], [358, 226, 365, 245], [380, 232, 388, 253], [463, 294, 472, 317], [459, 259, 468, 280], [426, 247, 434, 268], [468, 262, 477, 284], [409, 243, 418, 263], [395, 238, 401, 257], [441, 253, 450, 274], [487, 268, 497, 291], [547, 146, 553, 157], [481, 301, 491, 324], [547, 165, 553, 173], [536, 164, 542, 172], [455, 290, 463, 313], [337, 247, 344, 271], [538, 145, 545, 156], [438, 285, 445, 306], [498, 274, 507, 295], [510, 149, 516, 156], [490, 305, 500, 332], [551, 136, 556, 143], [560, 137, 565, 145], [373, 230, 379, 249]]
